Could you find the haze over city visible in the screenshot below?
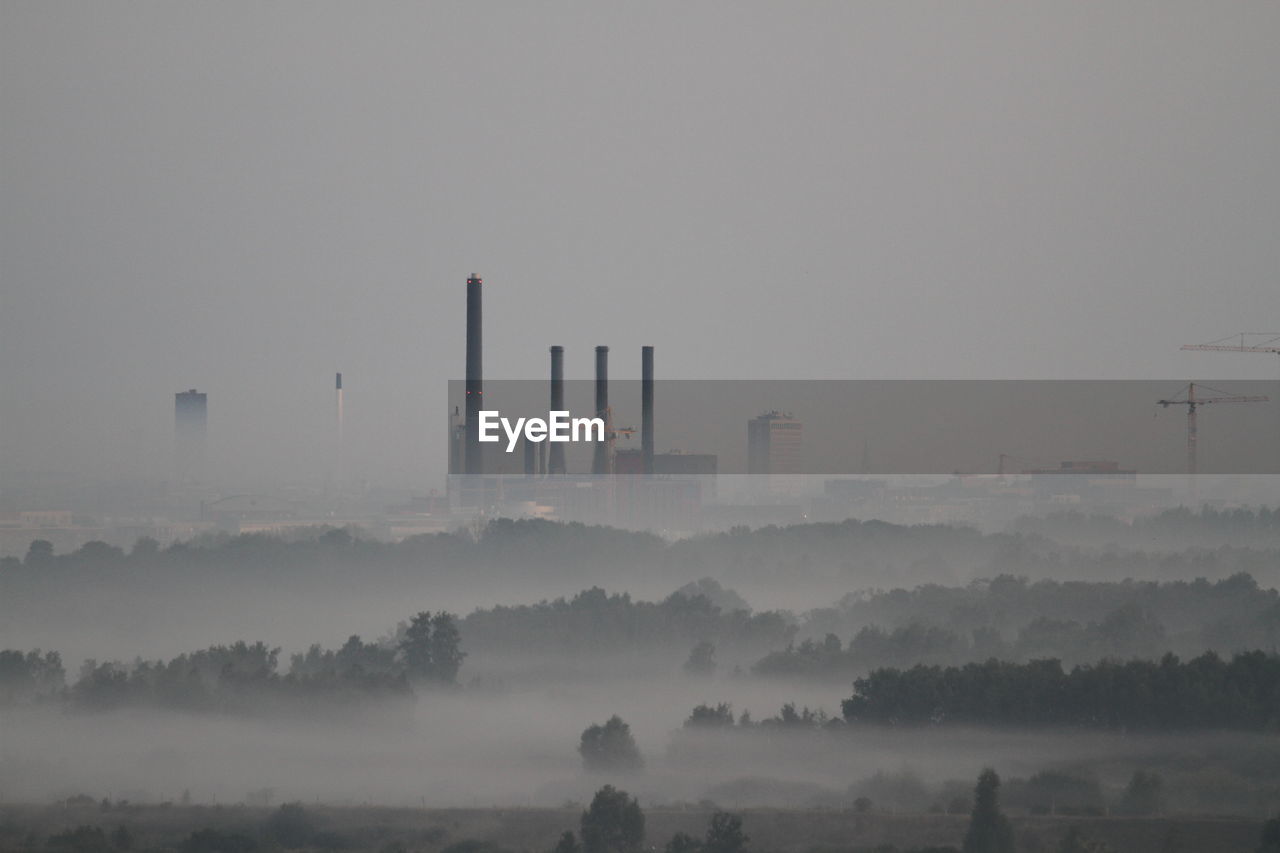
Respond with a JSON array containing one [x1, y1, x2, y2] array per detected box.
[[4, 3, 1279, 490], [3, 4, 1280, 853]]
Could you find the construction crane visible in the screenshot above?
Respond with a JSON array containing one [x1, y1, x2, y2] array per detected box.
[[603, 406, 634, 474], [1182, 333, 1280, 361], [1156, 382, 1269, 475]]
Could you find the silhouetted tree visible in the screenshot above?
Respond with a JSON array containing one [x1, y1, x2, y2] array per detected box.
[[182, 829, 259, 853], [398, 611, 465, 684], [263, 803, 315, 848], [703, 812, 748, 853], [46, 825, 111, 852], [551, 831, 581, 853], [1119, 770, 1164, 815], [1057, 827, 1115, 853], [1259, 817, 1280, 853], [24, 539, 53, 567], [579, 716, 643, 773], [430, 612, 465, 683], [109, 825, 132, 851], [664, 833, 701, 853], [683, 641, 716, 677], [962, 769, 1014, 853], [684, 703, 734, 729], [580, 785, 644, 853]]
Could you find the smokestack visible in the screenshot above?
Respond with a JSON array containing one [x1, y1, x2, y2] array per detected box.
[[464, 274, 483, 476], [549, 346, 566, 475], [592, 346, 610, 475], [523, 435, 535, 477], [335, 372, 344, 494], [641, 346, 654, 476]]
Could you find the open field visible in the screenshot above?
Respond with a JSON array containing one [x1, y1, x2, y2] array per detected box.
[[0, 802, 1269, 853]]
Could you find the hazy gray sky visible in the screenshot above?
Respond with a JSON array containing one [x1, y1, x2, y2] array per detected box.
[[3, 2, 1278, 488]]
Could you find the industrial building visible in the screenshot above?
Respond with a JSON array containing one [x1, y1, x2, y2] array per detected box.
[[747, 410, 802, 475], [174, 389, 207, 483]]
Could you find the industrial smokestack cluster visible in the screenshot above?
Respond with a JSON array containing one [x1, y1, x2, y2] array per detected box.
[[459, 274, 654, 481]]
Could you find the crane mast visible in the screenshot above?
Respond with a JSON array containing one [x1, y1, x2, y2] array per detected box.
[[1156, 382, 1269, 475]]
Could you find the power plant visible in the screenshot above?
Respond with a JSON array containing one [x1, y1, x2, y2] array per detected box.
[[449, 273, 712, 526]]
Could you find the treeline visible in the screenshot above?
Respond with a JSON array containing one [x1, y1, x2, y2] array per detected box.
[[0, 612, 462, 714], [842, 651, 1280, 731], [683, 701, 837, 731], [799, 573, 1280, 657], [755, 602, 1211, 679], [9, 513, 1278, 596], [460, 585, 794, 661], [1, 520, 668, 585], [1013, 505, 1280, 549], [0, 649, 64, 704]]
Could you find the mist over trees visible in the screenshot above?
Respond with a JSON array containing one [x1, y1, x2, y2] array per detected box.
[[842, 651, 1280, 730], [7, 511, 1280, 605], [766, 572, 1280, 681], [5, 515, 1280, 850], [460, 588, 793, 665], [1, 613, 464, 715]]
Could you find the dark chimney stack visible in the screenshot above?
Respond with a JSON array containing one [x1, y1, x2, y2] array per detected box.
[[592, 346, 609, 475], [464, 274, 483, 476], [549, 346, 566, 475], [641, 346, 654, 476]]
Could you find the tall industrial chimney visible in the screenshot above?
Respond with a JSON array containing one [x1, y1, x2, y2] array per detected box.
[[549, 346, 566, 475], [641, 346, 654, 476], [523, 436, 535, 477], [592, 346, 609, 475], [464, 274, 483, 476], [335, 372, 344, 494]]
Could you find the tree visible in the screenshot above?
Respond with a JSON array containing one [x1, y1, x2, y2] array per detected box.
[[683, 641, 716, 677], [182, 829, 259, 853], [1257, 817, 1280, 853], [580, 785, 644, 853], [962, 769, 1014, 853], [24, 539, 54, 567], [552, 831, 581, 853], [684, 703, 734, 729], [110, 825, 132, 851], [430, 612, 465, 683], [704, 812, 748, 853], [400, 611, 436, 679], [263, 803, 315, 848], [579, 716, 643, 773], [398, 611, 465, 684], [664, 833, 702, 853], [1119, 770, 1164, 815], [46, 826, 111, 852], [1057, 828, 1115, 853]]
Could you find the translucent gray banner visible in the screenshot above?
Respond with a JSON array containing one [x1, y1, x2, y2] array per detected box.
[[446, 380, 1280, 476]]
